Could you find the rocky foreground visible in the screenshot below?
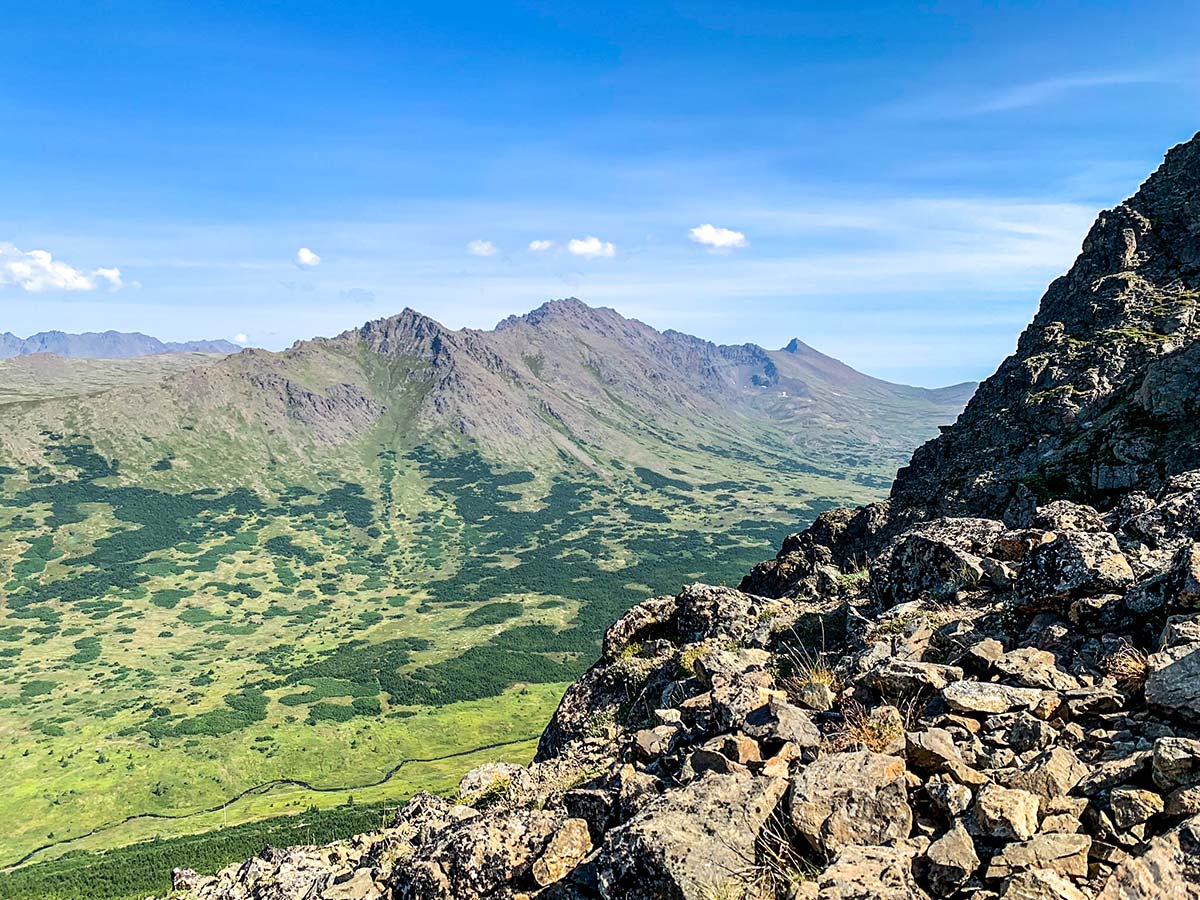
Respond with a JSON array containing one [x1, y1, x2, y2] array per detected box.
[[159, 133, 1200, 900]]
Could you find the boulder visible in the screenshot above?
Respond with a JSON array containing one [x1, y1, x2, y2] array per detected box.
[[743, 696, 821, 751], [1015, 531, 1134, 606], [1151, 737, 1200, 791], [974, 784, 1041, 841], [789, 751, 913, 855], [865, 658, 964, 696], [1001, 868, 1091, 900], [531, 818, 593, 887], [816, 844, 931, 900], [876, 524, 999, 604], [994, 648, 1081, 691], [1097, 814, 1200, 899], [596, 771, 788, 900], [392, 809, 561, 900], [1145, 642, 1200, 719], [985, 833, 1092, 880], [922, 821, 979, 893], [943, 681, 1045, 714], [1006, 747, 1090, 801], [1109, 787, 1165, 830]]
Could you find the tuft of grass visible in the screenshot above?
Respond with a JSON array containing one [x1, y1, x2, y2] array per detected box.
[[462, 775, 512, 808], [827, 701, 904, 753], [1105, 644, 1149, 691], [618, 641, 644, 661], [832, 565, 870, 592], [778, 642, 840, 699]]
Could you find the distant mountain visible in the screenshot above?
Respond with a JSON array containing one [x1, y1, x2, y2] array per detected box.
[[0, 330, 241, 359], [0, 298, 974, 868]]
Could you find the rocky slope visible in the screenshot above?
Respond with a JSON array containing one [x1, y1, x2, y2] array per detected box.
[[0, 330, 240, 358], [158, 133, 1200, 900]]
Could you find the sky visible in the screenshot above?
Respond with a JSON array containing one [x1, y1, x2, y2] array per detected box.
[[1, 1, 1197, 386]]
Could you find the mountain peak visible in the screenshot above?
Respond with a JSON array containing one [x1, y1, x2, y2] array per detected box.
[[495, 297, 619, 331], [891, 130, 1200, 522]]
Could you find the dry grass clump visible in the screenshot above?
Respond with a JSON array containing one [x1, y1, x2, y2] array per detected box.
[[702, 813, 819, 900], [1105, 644, 1150, 690], [778, 643, 841, 699], [826, 700, 905, 753]]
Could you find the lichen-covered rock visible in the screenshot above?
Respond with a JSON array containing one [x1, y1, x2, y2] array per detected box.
[[1015, 531, 1134, 606], [596, 771, 787, 900], [789, 752, 913, 855], [816, 844, 931, 900]]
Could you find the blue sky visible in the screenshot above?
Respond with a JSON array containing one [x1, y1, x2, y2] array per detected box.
[[1, 1, 1197, 385]]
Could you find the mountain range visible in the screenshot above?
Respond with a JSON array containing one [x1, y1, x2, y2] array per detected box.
[[0, 330, 241, 359], [0, 297, 973, 880]]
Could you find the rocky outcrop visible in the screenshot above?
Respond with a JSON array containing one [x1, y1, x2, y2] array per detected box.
[[155, 133, 1200, 900], [890, 133, 1200, 523]]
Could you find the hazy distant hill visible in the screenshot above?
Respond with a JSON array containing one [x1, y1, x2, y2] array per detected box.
[[0, 329, 240, 359]]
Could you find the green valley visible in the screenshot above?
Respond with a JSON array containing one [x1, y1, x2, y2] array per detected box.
[[0, 301, 971, 891]]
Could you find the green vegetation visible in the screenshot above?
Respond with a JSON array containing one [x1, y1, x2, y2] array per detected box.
[[0, 396, 892, 882]]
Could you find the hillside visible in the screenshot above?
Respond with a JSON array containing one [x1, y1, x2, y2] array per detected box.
[[0, 331, 240, 359], [0, 353, 230, 406], [114, 134, 1200, 900], [0, 304, 969, 881]]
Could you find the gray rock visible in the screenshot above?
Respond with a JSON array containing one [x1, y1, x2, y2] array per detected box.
[[974, 784, 1041, 841], [994, 648, 1081, 691], [816, 844, 931, 900], [1000, 868, 1091, 900], [922, 821, 979, 892], [1097, 814, 1200, 899], [1151, 737, 1200, 791], [1109, 787, 1165, 830], [1015, 531, 1135, 606], [1145, 642, 1200, 719], [943, 681, 1046, 714], [1006, 747, 1090, 801], [743, 696, 821, 750], [596, 771, 788, 900], [789, 751, 914, 855], [866, 658, 964, 696], [985, 833, 1092, 880]]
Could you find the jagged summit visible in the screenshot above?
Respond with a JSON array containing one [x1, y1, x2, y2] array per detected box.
[[891, 131, 1200, 524], [495, 297, 620, 331]]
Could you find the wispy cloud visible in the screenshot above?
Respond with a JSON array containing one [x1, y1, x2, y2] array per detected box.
[[528, 239, 555, 252], [0, 243, 123, 293], [887, 68, 1173, 119], [467, 239, 498, 257], [567, 236, 615, 258], [974, 71, 1167, 113], [339, 287, 375, 304]]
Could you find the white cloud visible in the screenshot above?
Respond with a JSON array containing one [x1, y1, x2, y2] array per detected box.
[[295, 247, 321, 268], [467, 239, 498, 257], [0, 243, 124, 293], [689, 224, 748, 252], [567, 236, 616, 258], [528, 239, 555, 252], [233, 333, 248, 344]]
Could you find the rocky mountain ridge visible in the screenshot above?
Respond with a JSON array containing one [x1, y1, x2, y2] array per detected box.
[[160, 134, 1200, 900], [0, 330, 241, 359]]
